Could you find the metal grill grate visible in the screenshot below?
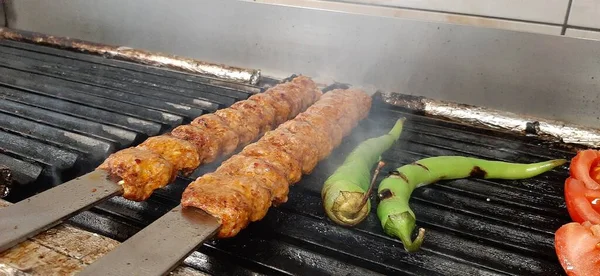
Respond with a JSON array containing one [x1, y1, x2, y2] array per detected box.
[[0, 41, 572, 275], [71, 104, 571, 276], [0, 40, 254, 201]]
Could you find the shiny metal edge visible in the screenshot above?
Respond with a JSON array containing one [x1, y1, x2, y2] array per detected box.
[[78, 204, 220, 276], [377, 92, 600, 148], [0, 27, 261, 85], [0, 170, 122, 253]]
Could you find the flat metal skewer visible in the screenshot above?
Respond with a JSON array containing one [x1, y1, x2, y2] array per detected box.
[[0, 170, 123, 252], [78, 204, 220, 276]]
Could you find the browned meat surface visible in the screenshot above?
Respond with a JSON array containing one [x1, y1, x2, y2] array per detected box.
[[289, 75, 323, 107], [190, 114, 239, 157], [264, 85, 300, 119], [214, 108, 260, 146], [345, 89, 373, 118], [248, 93, 287, 126], [98, 75, 322, 202], [136, 135, 200, 175], [306, 102, 353, 136], [216, 154, 289, 204], [98, 148, 175, 201], [295, 112, 344, 148], [181, 88, 372, 238], [241, 142, 303, 184], [279, 120, 332, 160], [171, 125, 219, 163], [227, 175, 272, 221], [261, 128, 320, 174], [319, 92, 361, 125], [230, 100, 275, 136], [182, 173, 271, 234], [280, 83, 309, 112], [181, 173, 251, 237]]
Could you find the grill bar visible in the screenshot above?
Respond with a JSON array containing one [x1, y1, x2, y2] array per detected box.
[[0, 99, 138, 148], [0, 46, 239, 108], [0, 66, 203, 121], [0, 87, 163, 135], [0, 130, 78, 170], [0, 39, 255, 204], [0, 39, 260, 97], [0, 113, 115, 161], [0, 153, 42, 185]]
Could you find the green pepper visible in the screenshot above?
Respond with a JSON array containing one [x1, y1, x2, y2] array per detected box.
[[377, 156, 567, 252], [322, 118, 405, 226]]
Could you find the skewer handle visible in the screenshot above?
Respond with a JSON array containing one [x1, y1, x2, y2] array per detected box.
[[0, 170, 122, 252], [78, 204, 220, 276]]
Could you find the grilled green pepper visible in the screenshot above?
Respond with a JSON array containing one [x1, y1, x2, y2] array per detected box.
[[322, 118, 405, 226], [377, 156, 567, 252]]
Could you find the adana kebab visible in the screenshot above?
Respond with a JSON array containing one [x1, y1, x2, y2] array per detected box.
[[77, 88, 372, 276], [98, 75, 322, 201], [0, 76, 322, 252], [181, 88, 372, 237]]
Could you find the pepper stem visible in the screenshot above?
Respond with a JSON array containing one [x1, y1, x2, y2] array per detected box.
[[356, 161, 385, 212], [329, 161, 385, 226], [384, 211, 426, 252]]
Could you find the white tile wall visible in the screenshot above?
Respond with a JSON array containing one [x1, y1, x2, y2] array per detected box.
[[568, 0, 600, 29], [250, 0, 600, 41], [566, 28, 600, 40], [337, 0, 569, 23]]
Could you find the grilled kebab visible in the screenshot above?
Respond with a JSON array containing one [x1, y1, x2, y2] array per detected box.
[[181, 89, 372, 238], [98, 76, 322, 201]]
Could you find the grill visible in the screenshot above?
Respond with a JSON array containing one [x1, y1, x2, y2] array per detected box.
[[0, 39, 255, 201], [0, 39, 574, 275]]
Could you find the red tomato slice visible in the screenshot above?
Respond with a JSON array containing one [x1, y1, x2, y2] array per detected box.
[[570, 149, 600, 190], [555, 221, 600, 275], [565, 177, 600, 224], [592, 165, 600, 183]]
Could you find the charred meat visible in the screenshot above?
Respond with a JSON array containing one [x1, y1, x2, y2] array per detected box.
[[181, 89, 372, 238], [98, 76, 322, 201]]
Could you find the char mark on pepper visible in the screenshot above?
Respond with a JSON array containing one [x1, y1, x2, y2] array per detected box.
[[378, 188, 394, 200], [469, 166, 487, 178], [389, 170, 410, 183], [412, 162, 430, 171]]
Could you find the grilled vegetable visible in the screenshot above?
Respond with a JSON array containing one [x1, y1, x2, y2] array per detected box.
[[555, 149, 600, 275], [555, 221, 600, 275], [322, 118, 405, 226], [565, 149, 600, 223], [377, 156, 567, 252], [565, 177, 600, 224]]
